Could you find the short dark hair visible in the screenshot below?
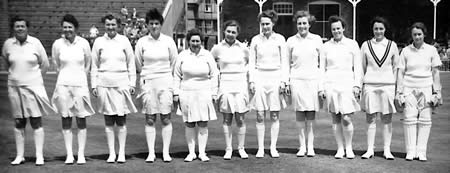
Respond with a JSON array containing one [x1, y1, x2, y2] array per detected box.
[[410, 22, 427, 36], [145, 8, 164, 24], [258, 10, 278, 24], [370, 16, 390, 32], [61, 14, 79, 29], [10, 16, 29, 29], [186, 28, 204, 42], [328, 15, 346, 29], [293, 10, 316, 25], [101, 14, 121, 25], [223, 20, 240, 33]]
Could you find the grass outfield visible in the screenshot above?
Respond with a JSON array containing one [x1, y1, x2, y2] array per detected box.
[[0, 73, 449, 173]]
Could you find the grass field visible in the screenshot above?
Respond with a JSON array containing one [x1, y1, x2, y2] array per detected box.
[[0, 73, 449, 173]]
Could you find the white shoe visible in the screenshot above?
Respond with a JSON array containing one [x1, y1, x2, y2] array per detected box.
[[346, 149, 355, 159], [307, 148, 315, 157], [163, 153, 172, 162], [417, 152, 427, 162], [223, 148, 232, 160], [238, 148, 248, 159], [198, 154, 210, 162], [334, 149, 345, 159], [65, 155, 75, 164], [256, 149, 264, 158], [145, 153, 155, 163], [77, 155, 86, 164], [296, 147, 306, 157], [270, 148, 279, 158], [35, 157, 44, 166], [361, 150, 374, 159], [184, 153, 197, 162], [11, 157, 25, 165], [106, 153, 116, 163], [383, 150, 394, 160], [117, 153, 126, 163]]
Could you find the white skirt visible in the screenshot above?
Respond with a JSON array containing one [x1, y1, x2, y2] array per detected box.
[[52, 85, 95, 118], [290, 79, 320, 111], [218, 79, 249, 114], [137, 76, 173, 115], [8, 85, 55, 118], [361, 84, 396, 114], [96, 86, 137, 116], [179, 89, 217, 122], [250, 70, 285, 111], [324, 83, 360, 114]]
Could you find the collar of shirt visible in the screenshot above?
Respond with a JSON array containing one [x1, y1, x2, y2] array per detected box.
[[331, 36, 350, 45], [258, 32, 279, 41], [12, 35, 31, 45], [220, 39, 241, 47], [408, 43, 426, 51], [295, 32, 314, 40], [63, 35, 81, 45], [370, 37, 389, 46], [147, 34, 161, 41], [103, 33, 120, 40], [188, 48, 208, 57]]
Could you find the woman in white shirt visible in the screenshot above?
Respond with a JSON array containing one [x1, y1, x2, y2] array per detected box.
[[211, 20, 249, 160], [135, 9, 178, 163], [286, 11, 323, 157], [3, 16, 54, 166], [321, 16, 362, 159], [360, 17, 399, 160], [51, 14, 95, 164], [174, 28, 219, 162], [91, 14, 137, 163], [249, 10, 288, 158], [396, 22, 442, 161]]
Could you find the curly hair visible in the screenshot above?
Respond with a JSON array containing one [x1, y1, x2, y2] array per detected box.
[[145, 8, 164, 24], [61, 14, 79, 29], [293, 10, 316, 25], [258, 10, 278, 24]]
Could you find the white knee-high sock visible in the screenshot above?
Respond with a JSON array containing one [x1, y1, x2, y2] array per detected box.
[[118, 126, 127, 157], [145, 125, 156, 156], [162, 123, 172, 156], [256, 122, 265, 150], [185, 127, 196, 155], [77, 129, 87, 162], [237, 125, 246, 149], [403, 120, 417, 159], [105, 127, 115, 156], [366, 123, 376, 152], [198, 127, 208, 156], [223, 125, 232, 150], [417, 121, 431, 158], [383, 123, 392, 152], [343, 123, 354, 151], [297, 121, 306, 150], [332, 124, 344, 151], [306, 120, 314, 151], [270, 120, 280, 150], [12, 128, 25, 164], [62, 129, 74, 159], [34, 128, 45, 164]]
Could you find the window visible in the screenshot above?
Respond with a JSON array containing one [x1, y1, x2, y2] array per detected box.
[[273, 2, 294, 16], [196, 20, 217, 34], [308, 1, 340, 39], [205, 0, 213, 12]]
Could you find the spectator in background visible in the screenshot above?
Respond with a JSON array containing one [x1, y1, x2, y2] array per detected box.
[[2, 16, 55, 166], [51, 14, 95, 164]]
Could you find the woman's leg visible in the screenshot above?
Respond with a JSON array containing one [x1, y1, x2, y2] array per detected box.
[[403, 106, 418, 161], [116, 115, 127, 163], [30, 117, 44, 165], [417, 107, 432, 161], [270, 111, 280, 158], [235, 112, 248, 159], [332, 113, 345, 159], [76, 117, 87, 164], [161, 113, 173, 162], [145, 114, 157, 162], [184, 122, 197, 162], [255, 111, 265, 158], [104, 115, 116, 163], [362, 113, 377, 159], [11, 118, 27, 165], [222, 113, 233, 160], [296, 111, 307, 157], [342, 113, 355, 159], [62, 117, 74, 164], [305, 111, 316, 156], [197, 121, 209, 161], [381, 113, 394, 160]]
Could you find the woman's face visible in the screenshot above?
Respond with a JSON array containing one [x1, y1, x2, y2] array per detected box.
[[189, 35, 202, 52], [13, 21, 28, 39], [260, 17, 274, 35], [62, 21, 76, 41], [224, 25, 238, 43], [148, 19, 161, 37], [296, 17, 310, 36], [331, 21, 344, 40], [104, 18, 118, 38], [411, 28, 425, 46], [373, 22, 385, 41]]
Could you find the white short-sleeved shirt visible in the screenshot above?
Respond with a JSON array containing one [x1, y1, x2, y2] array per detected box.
[[287, 33, 323, 81], [52, 36, 91, 86], [211, 40, 249, 81], [2, 36, 48, 86], [398, 43, 442, 88]]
